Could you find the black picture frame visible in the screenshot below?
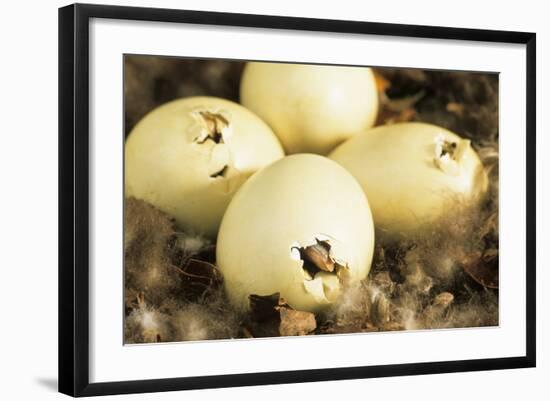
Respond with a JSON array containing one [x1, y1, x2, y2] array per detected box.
[[58, 3, 537, 397]]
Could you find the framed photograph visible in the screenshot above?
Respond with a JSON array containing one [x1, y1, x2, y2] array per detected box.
[[58, 3, 536, 397]]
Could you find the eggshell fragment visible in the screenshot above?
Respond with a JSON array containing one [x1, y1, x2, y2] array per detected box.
[[125, 96, 284, 238], [329, 122, 488, 240], [240, 62, 379, 155], [216, 154, 375, 313]]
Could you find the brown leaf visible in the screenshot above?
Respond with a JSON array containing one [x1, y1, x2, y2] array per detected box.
[[461, 252, 499, 289], [249, 293, 281, 323], [246, 293, 317, 337], [278, 308, 317, 336]]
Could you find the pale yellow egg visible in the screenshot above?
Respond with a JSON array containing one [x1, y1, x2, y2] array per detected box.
[[240, 62, 378, 155], [216, 154, 375, 313], [125, 96, 284, 238], [329, 122, 488, 240]]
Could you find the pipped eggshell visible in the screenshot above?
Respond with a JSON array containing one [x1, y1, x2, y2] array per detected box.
[[329, 122, 488, 240], [240, 62, 379, 155], [125, 96, 284, 238], [216, 154, 375, 313]]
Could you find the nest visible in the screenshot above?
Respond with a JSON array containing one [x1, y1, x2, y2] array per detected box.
[[124, 57, 499, 343]]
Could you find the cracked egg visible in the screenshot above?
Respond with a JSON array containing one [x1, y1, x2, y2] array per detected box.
[[329, 122, 488, 240], [240, 62, 378, 155], [216, 154, 375, 313], [125, 96, 284, 238]]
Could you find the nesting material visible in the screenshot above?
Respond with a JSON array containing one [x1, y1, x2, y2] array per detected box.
[[124, 198, 242, 343]]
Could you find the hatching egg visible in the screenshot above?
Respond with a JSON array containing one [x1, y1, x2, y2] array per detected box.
[[240, 62, 379, 155], [125, 96, 284, 238], [329, 122, 488, 240], [216, 154, 375, 313]]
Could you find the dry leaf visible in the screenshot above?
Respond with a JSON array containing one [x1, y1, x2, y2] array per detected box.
[[246, 293, 317, 337], [461, 252, 499, 289]]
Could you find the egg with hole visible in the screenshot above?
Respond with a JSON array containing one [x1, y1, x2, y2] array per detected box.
[[240, 62, 379, 155], [125, 96, 284, 238], [329, 122, 488, 240], [216, 154, 375, 313]]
